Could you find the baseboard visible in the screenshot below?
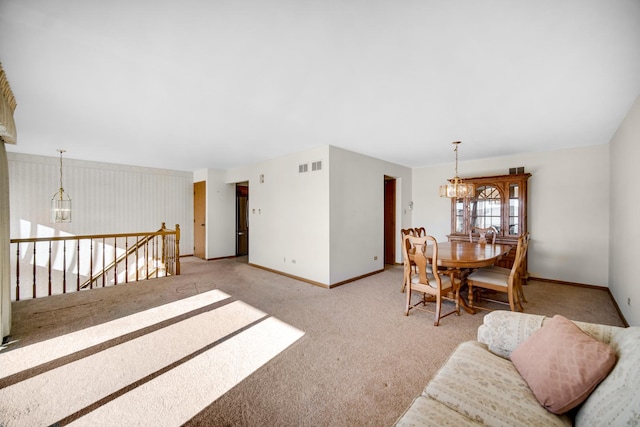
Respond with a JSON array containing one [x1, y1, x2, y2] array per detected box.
[[247, 263, 385, 289], [329, 269, 386, 288], [206, 255, 237, 261], [528, 276, 608, 290], [529, 276, 629, 327], [248, 264, 329, 288]]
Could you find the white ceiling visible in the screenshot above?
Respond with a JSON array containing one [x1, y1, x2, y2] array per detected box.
[[1, 0, 639, 171]]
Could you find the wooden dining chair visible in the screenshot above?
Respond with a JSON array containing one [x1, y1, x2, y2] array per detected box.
[[400, 228, 416, 292], [466, 234, 527, 312], [483, 232, 530, 304], [469, 226, 497, 244], [403, 234, 460, 326], [414, 227, 426, 237]]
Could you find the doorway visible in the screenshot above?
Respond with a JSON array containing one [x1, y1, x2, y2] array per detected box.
[[384, 176, 396, 265], [193, 181, 206, 259], [236, 183, 249, 256]]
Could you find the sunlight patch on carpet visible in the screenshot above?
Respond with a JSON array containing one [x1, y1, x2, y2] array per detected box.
[[0, 289, 231, 379], [69, 317, 305, 426], [0, 298, 278, 426]]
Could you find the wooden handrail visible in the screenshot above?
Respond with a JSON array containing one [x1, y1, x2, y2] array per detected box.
[[12, 230, 179, 243], [79, 226, 161, 289], [9, 223, 180, 301]]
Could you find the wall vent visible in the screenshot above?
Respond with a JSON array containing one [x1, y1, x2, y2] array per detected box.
[[312, 161, 322, 171], [299, 163, 308, 173]]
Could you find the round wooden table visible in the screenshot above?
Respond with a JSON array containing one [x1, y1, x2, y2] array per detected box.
[[422, 241, 513, 314], [424, 241, 512, 269]]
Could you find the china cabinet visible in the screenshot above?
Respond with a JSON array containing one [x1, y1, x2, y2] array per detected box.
[[447, 173, 530, 269]]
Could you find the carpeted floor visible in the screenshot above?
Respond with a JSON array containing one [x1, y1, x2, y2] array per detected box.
[[0, 257, 626, 426]]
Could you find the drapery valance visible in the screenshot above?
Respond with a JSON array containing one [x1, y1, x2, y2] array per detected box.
[[0, 62, 17, 145]]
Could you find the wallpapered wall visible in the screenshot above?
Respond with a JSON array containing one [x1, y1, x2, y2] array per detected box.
[[7, 152, 193, 255]]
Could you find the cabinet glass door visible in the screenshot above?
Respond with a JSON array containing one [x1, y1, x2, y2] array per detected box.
[[470, 185, 502, 232], [508, 183, 519, 235], [455, 199, 465, 233]]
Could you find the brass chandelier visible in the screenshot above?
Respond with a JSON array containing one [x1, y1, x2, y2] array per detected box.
[[439, 141, 474, 199], [51, 149, 71, 223]]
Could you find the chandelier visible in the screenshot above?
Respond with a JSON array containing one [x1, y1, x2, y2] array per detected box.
[[51, 149, 71, 223], [439, 141, 474, 198]]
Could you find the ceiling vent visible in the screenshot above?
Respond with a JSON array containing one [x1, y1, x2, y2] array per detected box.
[[312, 161, 322, 171], [299, 163, 308, 173]]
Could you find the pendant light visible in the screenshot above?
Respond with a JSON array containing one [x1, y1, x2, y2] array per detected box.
[[51, 149, 71, 223], [439, 141, 474, 198]]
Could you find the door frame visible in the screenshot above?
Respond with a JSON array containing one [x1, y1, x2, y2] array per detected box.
[[236, 183, 249, 256], [384, 176, 396, 265], [193, 180, 206, 259]]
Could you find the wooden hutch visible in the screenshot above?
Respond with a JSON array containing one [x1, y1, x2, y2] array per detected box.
[[447, 173, 531, 269]]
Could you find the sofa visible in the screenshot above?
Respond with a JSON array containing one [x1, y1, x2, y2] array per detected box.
[[394, 311, 640, 426]]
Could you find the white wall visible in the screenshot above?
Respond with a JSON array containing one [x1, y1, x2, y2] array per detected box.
[[223, 145, 412, 286], [226, 146, 332, 284], [412, 144, 609, 287], [610, 94, 640, 326], [329, 146, 412, 284], [8, 153, 194, 255]]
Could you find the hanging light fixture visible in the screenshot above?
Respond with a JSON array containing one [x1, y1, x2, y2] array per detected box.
[[439, 141, 475, 198], [51, 149, 71, 223]]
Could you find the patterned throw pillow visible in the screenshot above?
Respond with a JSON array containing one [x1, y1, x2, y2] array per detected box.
[[510, 314, 617, 415]]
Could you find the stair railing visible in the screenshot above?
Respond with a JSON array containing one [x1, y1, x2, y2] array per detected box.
[[9, 223, 180, 301]]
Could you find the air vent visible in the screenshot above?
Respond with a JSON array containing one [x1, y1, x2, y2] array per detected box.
[[299, 163, 308, 173], [312, 161, 322, 171]]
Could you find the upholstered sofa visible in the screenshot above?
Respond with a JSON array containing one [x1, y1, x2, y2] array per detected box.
[[395, 311, 640, 426]]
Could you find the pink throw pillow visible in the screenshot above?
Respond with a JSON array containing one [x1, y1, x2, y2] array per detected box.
[[510, 314, 616, 414]]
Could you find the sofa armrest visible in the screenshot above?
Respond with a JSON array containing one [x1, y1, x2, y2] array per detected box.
[[477, 311, 625, 359], [477, 311, 546, 358]]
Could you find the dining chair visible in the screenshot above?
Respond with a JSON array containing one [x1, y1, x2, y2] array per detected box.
[[400, 228, 416, 293], [403, 234, 460, 326], [483, 232, 530, 304], [466, 234, 527, 312], [414, 227, 426, 237], [469, 226, 497, 244]]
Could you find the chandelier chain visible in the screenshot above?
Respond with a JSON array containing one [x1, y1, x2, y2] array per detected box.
[[57, 149, 65, 195], [454, 142, 459, 178]]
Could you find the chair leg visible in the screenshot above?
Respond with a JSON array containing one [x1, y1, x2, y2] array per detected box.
[[508, 289, 516, 312], [468, 284, 474, 309], [405, 286, 411, 316], [454, 288, 460, 315], [515, 288, 524, 312], [517, 278, 527, 303], [434, 295, 442, 326]]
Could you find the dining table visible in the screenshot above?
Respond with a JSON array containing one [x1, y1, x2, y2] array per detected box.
[[422, 241, 513, 314]]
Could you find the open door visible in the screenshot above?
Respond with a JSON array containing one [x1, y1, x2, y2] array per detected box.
[[384, 177, 396, 265], [236, 183, 249, 256], [194, 181, 206, 259]]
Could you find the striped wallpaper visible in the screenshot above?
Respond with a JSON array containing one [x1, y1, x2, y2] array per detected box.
[[7, 152, 193, 255]]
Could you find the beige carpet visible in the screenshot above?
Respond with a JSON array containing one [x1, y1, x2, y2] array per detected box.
[[0, 257, 625, 426]]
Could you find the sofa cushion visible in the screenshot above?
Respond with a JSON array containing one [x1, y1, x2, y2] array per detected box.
[[394, 394, 484, 426], [510, 315, 616, 415], [425, 341, 571, 427], [477, 311, 546, 358], [575, 326, 640, 426]]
